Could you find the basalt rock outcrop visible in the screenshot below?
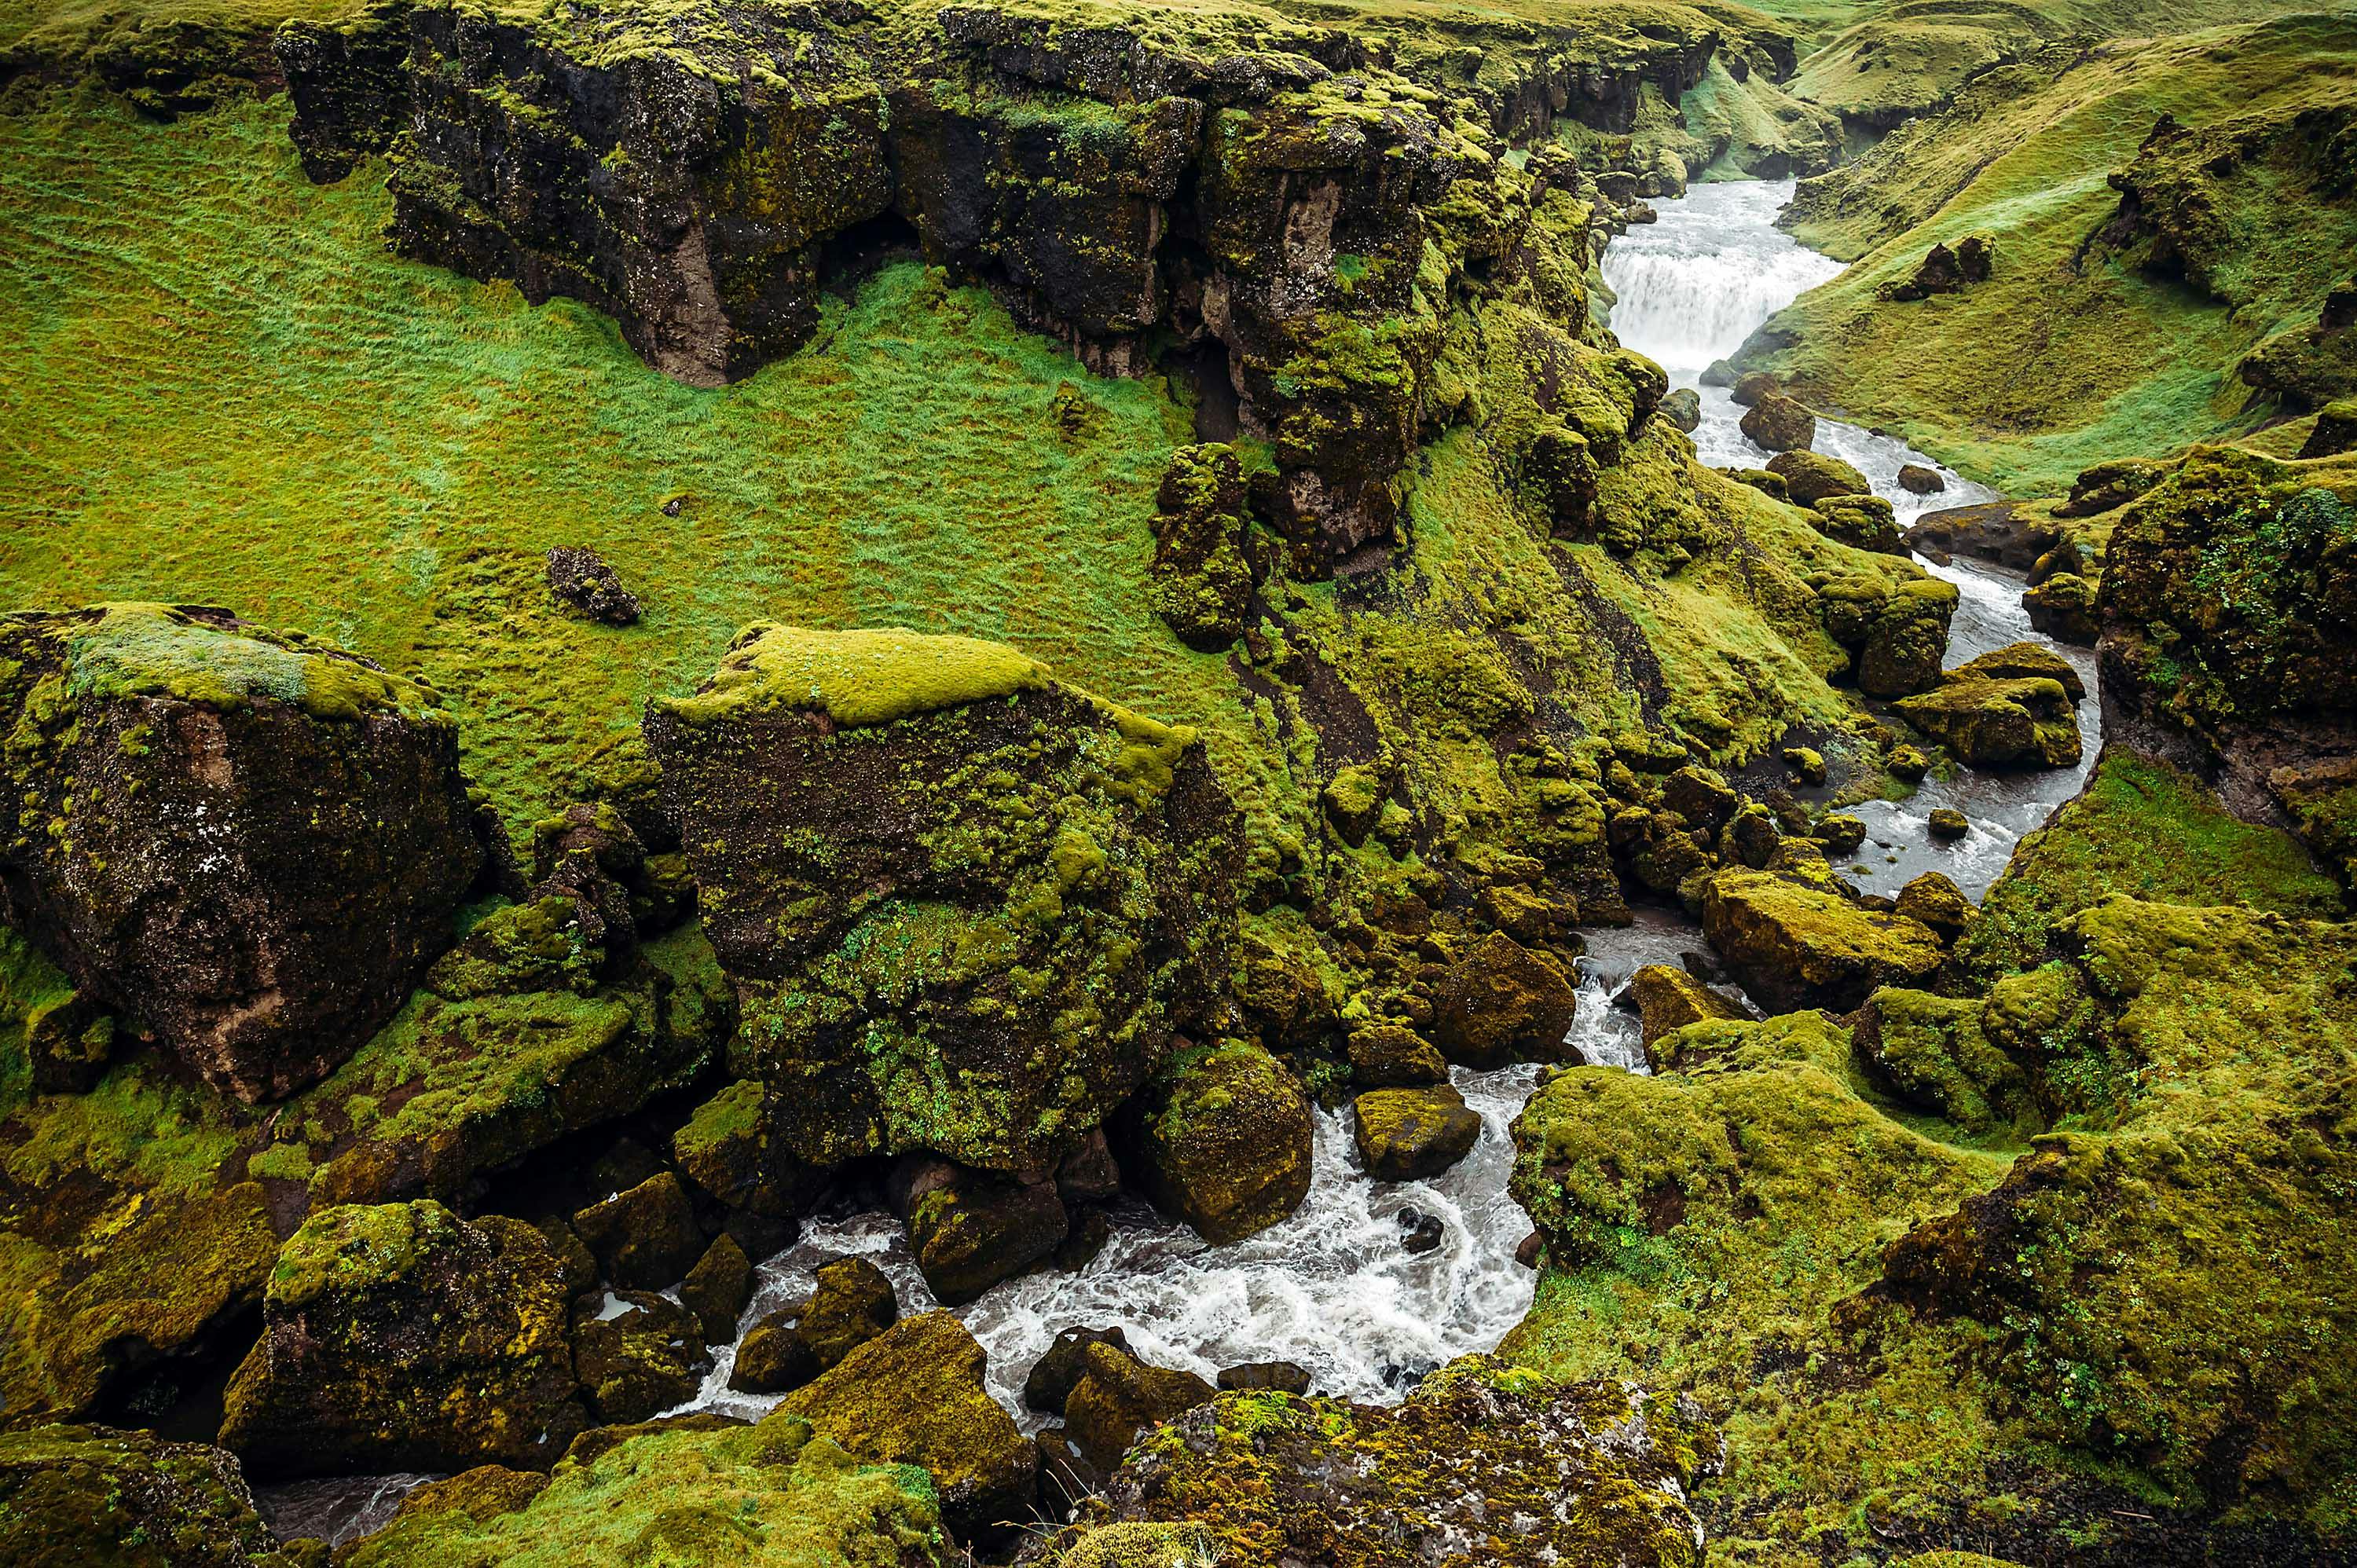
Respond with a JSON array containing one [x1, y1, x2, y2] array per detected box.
[[0, 603, 486, 1101], [274, 0, 1816, 573], [647, 625, 1240, 1176], [219, 1200, 585, 1478]]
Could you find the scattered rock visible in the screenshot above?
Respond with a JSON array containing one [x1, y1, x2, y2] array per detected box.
[[1948, 641, 2086, 702], [1897, 463, 1945, 495], [1351, 1086, 1483, 1181], [1816, 575, 1959, 697], [670, 1079, 826, 1236], [679, 1234, 752, 1345], [1739, 391, 1816, 452], [1659, 387, 1702, 431], [776, 1311, 1036, 1540], [1721, 467, 1789, 502], [1626, 965, 1747, 1055], [1063, 1341, 1216, 1477], [220, 1201, 584, 1478], [2300, 397, 2357, 458], [574, 1171, 704, 1290], [1430, 932, 1579, 1068], [2056, 457, 2165, 518], [1662, 764, 1738, 830], [1809, 493, 1903, 554], [1812, 813, 1868, 856], [570, 1290, 712, 1424], [1396, 1207, 1446, 1255], [1218, 1360, 1311, 1394], [1782, 746, 1827, 786], [1888, 745, 1930, 782], [800, 1256, 900, 1369], [1928, 808, 1971, 841], [1701, 870, 1945, 1013], [2022, 572, 2099, 645], [0, 604, 486, 1101], [1702, 358, 1739, 387], [1346, 1023, 1449, 1087], [726, 1313, 818, 1396], [1025, 1326, 1132, 1417], [1896, 677, 2082, 770], [1731, 371, 1780, 407], [1719, 803, 1781, 869], [544, 546, 643, 625], [1123, 1040, 1312, 1245], [1765, 449, 1870, 505], [1879, 235, 1993, 301], [1895, 871, 1974, 942], [890, 1155, 1069, 1306]]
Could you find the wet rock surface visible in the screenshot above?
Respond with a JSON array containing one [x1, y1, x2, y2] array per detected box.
[[0, 604, 486, 1101]]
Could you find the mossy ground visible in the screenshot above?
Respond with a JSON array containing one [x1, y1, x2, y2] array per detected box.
[[1757, 13, 2357, 495]]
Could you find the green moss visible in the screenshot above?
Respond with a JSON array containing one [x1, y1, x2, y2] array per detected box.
[[340, 1416, 944, 1567], [48, 602, 444, 723], [1963, 751, 2346, 976], [655, 623, 1053, 729]]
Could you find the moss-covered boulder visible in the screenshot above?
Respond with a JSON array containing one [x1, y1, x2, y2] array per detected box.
[[1701, 870, 1945, 1013], [1120, 1040, 1310, 1245], [1948, 641, 2086, 702], [1343, 1023, 1447, 1087], [1351, 1085, 1483, 1181], [1894, 870, 1975, 943], [1816, 574, 1959, 698], [0, 1423, 320, 1568], [1429, 932, 1580, 1068], [1810, 493, 1904, 555], [1626, 964, 1747, 1059], [573, 1170, 705, 1291], [1740, 392, 1816, 452], [777, 1310, 1036, 1541], [337, 1415, 945, 1568], [219, 1201, 584, 1478], [647, 625, 1240, 1175], [2022, 571, 2099, 644], [0, 605, 486, 1101], [680, 1234, 753, 1345], [1063, 1342, 1216, 1478], [1051, 1363, 1717, 1566], [1897, 676, 2082, 771], [2302, 397, 2357, 459], [671, 1078, 827, 1229], [571, 1288, 713, 1425], [1853, 987, 2033, 1137], [1766, 449, 1871, 506], [889, 1154, 1068, 1305]]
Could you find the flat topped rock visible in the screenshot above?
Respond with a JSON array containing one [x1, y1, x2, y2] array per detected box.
[[654, 622, 1055, 729]]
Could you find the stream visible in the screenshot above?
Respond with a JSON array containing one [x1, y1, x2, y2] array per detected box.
[[261, 179, 2103, 1551]]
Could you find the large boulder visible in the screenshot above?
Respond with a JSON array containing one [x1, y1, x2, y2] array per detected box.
[[220, 1201, 585, 1478], [1765, 449, 1870, 506], [1814, 576, 1959, 698], [1739, 392, 1816, 452], [1947, 641, 2087, 702], [1120, 1040, 1311, 1244], [776, 1311, 1036, 1540], [889, 1155, 1069, 1304], [1351, 1086, 1483, 1181], [1896, 677, 2082, 770], [1062, 1341, 1216, 1477], [1430, 932, 1579, 1068], [1626, 964, 1748, 1057], [0, 1423, 319, 1568], [572, 1171, 706, 1290], [570, 1290, 713, 1424], [1050, 1364, 1717, 1566], [1700, 870, 1945, 1014], [0, 605, 486, 1101], [646, 625, 1241, 1175]]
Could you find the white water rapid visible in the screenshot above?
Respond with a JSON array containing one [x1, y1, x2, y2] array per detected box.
[[1600, 180, 2101, 899]]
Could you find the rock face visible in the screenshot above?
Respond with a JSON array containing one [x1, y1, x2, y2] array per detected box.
[[1351, 1086, 1483, 1180], [646, 625, 1240, 1175], [271, 0, 1738, 573], [1739, 392, 1815, 452], [1149, 445, 1256, 651], [0, 1423, 317, 1568], [1701, 870, 1945, 1013], [1048, 1364, 1718, 1566], [777, 1311, 1036, 1540], [1121, 1040, 1311, 1244], [1896, 676, 2082, 770], [220, 1201, 585, 1478], [0, 604, 486, 1101]]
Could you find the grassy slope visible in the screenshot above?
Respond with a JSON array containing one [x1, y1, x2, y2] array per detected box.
[[1754, 13, 2357, 496], [0, 93, 1294, 836]]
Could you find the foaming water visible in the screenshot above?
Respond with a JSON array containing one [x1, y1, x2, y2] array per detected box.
[[684, 960, 1653, 1428], [1604, 181, 2095, 896], [1600, 182, 1841, 375]]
